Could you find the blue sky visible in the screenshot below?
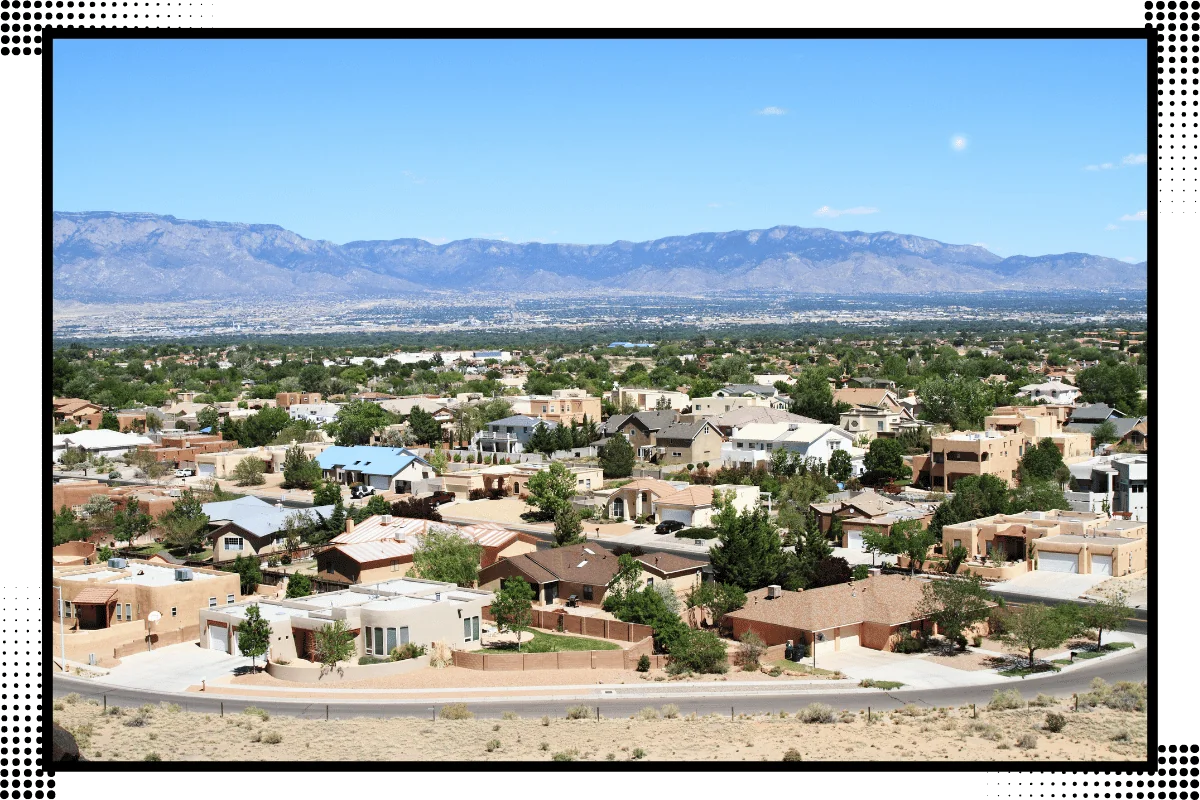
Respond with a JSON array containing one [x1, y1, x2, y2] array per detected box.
[[53, 38, 1147, 260]]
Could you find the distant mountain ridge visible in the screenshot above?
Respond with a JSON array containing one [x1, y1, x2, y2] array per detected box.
[[52, 211, 1147, 302]]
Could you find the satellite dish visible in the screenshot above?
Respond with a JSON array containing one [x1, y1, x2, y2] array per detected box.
[[147, 611, 162, 622]]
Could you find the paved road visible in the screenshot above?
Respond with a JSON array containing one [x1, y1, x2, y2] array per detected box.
[[52, 644, 1145, 721]]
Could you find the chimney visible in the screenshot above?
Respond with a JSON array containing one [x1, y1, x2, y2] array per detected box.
[[345, 519, 355, 534]]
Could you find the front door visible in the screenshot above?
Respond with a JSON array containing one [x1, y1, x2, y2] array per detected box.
[[544, 583, 558, 604]]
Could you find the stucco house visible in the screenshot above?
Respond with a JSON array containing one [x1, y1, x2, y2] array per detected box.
[[653, 483, 761, 528], [724, 422, 861, 472], [809, 489, 938, 549], [53, 429, 155, 463], [1017, 380, 1082, 405], [204, 496, 337, 564], [471, 414, 558, 455], [477, 542, 624, 606], [314, 445, 438, 495], [650, 420, 724, 466], [597, 410, 679, 459]]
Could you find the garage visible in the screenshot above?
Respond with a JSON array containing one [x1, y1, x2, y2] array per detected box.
[[197, 463, 215, 477], [659, 508, 694, 526], [1091, 555, 1113, 577], [207, 624, 229, 653], [836, 634, 860, 650], [1037, 551, 1079, 573], [368, 474, 391, 491], [846, 530, 864, 550]]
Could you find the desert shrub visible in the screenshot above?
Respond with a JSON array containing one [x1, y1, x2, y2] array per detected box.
[[972, 635, 983, 647], [632, 747, 647, 760], [63, 693, 81, 705], [539, 741, 550, 751], [541, 715, 550, 726], [485, 739, 501, 752], [440, 703, 474, 720], [358, 655, 387, 665], [389, 642, 427, 661], [636, 654, 651, 672], [242, 706, 269, 721], [1078, 679, 1147, 713], [1029, 694, 1058, 707], [988, 689, 1026, 710], [123, 711, 150, 728], [1044, 712, 1067, 733], [566, 705, 592, 720], [769, 665, 783, 677], [552, 750, 577, 762], [144, 752, 161, 761], [899, 703, 925, 717], [261, 730, 282, 744], [53, 702, 64, 711], [859, 678, 905, 689], [734, 631, 767, 671], [661, 704, 679, 719], [501, 711, 519, 721], [798, 703, 835, 724], [104, 706, 123, 716], [782, 748, 803, 762], [1017, 732, 1038, 750], [637, 706, 659, 721], [967, 721, 1002, 740], [1111, 728, 1132, 742]]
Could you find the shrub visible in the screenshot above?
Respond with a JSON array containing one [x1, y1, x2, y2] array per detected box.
[[64, 693, 81, 705], [661, 704, 679, 719], [1078, 679, 1147, 713], [798, 703, 835, 724], [1044, 712, 1067, 733], [859, 679, 905, 690], [358, 655, 387, 665], [1029, 694, 1058, 707], [768, 666, 783, 677], [1017, 732, 1038, 750], [440, 703, 474, 720], [637, 706, 659, 721], [53, 702, 64, 711], [566, 705, 593, 720], [631, 747, 647, 760], [104, 706, 124, 716], [261, 730, 282, 744], [389, 642, 428, 661], [485, 739, 501, 752], [541, 715, 550, 726], [501, 711, 519, 721], [892, 630, 925, 654], [123, 711, 150, 728], [852, 564, 870, 581], [988, 689, 1026, 710], [967, 721, 1002, 741], [782, 748, 803, 762], [666, 629, 729, 675], [242, 706, 269, 721], [552, 750, 577, 762], [144, 752, 161, 761], [734, 631, 767, 671], [1111, 728, 1132, 742], [538, 742, 549, 751], [636, 653, 651, 672]]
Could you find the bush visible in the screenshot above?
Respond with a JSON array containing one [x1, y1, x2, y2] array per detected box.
[[666, 629, 729, 675], [485, 739, 501, 752], [782, 748, 803, 762], [565, 705, 593, 720], [859, 679, 905, 690], [674, 526, 718, 540], [439, 703, 474, 720], [1044, 712, 1067, 733], [768, 666, 783, 677], [1016, 732, 1038, 750], [636, 654, 651, 672], [501, 711, 519, 721], [798, 703, 835, 724], [734, 631, 767, 671], [541, 715, 550, 726], [987, 689, 1026, 711], [358, 655, 387, 665], [631, 747, 647, 760], [552, 750, 577, 761], [123, 711, 151, 728], [637, 706, 659, 721], [281, 554, 292, 566], [143, 752, 161, 761], [1029, 694, 1058, 708], [891, 628, 925, 653], [661, 704, 679, 719], [261, 730, 282, 744], [1111, 728, 1132, 742], [1078, 679, 1147, 713], [967, 721, 1002, 741], [243, 706, 269, 721], [389, 642, 427, 661], [538, 741, 549, 751], [64, 693, 81, 705], [972, 635, 983, 647]]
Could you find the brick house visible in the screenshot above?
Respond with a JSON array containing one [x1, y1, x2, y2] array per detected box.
[[477, 542, 624, 606]]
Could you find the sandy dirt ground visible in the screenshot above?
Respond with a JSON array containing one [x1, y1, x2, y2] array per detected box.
[[53, 694, 1147, 763]]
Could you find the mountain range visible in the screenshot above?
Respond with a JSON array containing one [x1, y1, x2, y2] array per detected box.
[[52, 211, 1148, 303]]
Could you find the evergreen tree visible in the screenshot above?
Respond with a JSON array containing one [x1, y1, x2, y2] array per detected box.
[[708, 495, 788, 592], [598, 432, 635, 478]]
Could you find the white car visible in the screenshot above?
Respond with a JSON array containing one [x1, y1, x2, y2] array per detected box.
[[174, 468, 195, 478]]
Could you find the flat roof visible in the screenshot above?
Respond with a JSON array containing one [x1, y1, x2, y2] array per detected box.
[[360, 578, 447, 595], [59, 569, 121, 582], [360, 595, 437, 612], [220, 602, 310, 621], [1040, 534, 1138, 546], [289, 591, 379, 610], [109, 563, 217, 585]]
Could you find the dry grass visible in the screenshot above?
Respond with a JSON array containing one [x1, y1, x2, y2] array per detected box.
[[51, 699, 1147, 762]]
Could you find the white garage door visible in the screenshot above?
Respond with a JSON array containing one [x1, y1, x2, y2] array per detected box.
[[368, 474, 391, 491], [660, 508, 693, 526], [847, 530, 864, 550], [1091, 555, 1113, 577], [208, 625, 229, 653], [197, 463, 215, 476], [1037, 552, 1078, 573]]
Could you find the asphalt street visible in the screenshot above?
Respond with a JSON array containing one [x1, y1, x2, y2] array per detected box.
[[52, 644, 1146, 721]]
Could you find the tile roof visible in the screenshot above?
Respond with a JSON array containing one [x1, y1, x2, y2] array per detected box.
[[656, 485, 715, 508], [609, 478, 678, 499], [331, 516, 519, 552], [726, 575, 929, 631], [1068, 403, 1124, 422], [72, 586, 118, 605], [703, 407, 818, 429], [334, 539, 415, 564]]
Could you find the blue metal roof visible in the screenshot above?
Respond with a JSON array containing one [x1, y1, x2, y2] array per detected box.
[[314, 445, 430, 477]]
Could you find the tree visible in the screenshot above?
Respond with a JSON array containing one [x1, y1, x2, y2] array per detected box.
[[197, 405, 220, 432], [946, 544, 969, 575], [828, 448, 853, 483], [552, 506, 585, 548], [787, 369, 845, 424], [160, 490, 210, 553], [1081, 589, 1131, 649], [58, 447, 89, 471], [1007, 479, 1071, 514], [667, 628, 728, 675], [1018, 438, 1066, 484], [327, 400, 393, 446], [359, 494, 392, 518], [1076, 362, 1143, 414], [391, 496, 444, 521], [491, 577, 535, 652], [99, 411, 120, 431], [411, 529, 483, 587], [861, 437, 910, 486], [794, 511, 833, 588], [285, 572, 313, 598], [1053, 464, 1073, 492], [708, 500, 788, 592], [313, 618, 357, 676], [607, 582, 689, 652], [524, 461, 578, 520], [596, 431, 635, 478], [232, 457, 266, 486], [1091, 419, 1119, 446], [927, 474, 1010, 540], [601, 554, 645, 615], [239, 406, 291, 447], [527, 421, 556, 456], [312, 480, 343, 506], [52, 505, 91, 546], [995, 603, 1078, 668], [684, 582, 746, 630], [406, 406, 443, 446], [809, 556, 852, 589], [425, 446, 448, 474], [919, 374, 1007, 430], [231, 554, 262, 594], [282, 445, 322, 489], [236, 604, 272, 671], [110, 502, 152, 549], [735, 630, 767, 670], [890, 519, 937, 576], [860, 527, 891, 566], [916, 574, 993, 650]]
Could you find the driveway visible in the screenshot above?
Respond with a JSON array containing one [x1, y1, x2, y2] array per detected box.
[[830, 546, 897, 568], [93, 641, 261, 692], [810, 647, 1003, 690], [989, 571, 1109, 602]]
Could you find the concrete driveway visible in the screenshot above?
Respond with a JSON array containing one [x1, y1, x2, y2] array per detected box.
[[93, 641, 260, 692], [811, 647, 1003, 690], [830, 546, 897, 568], [990, 571, 1109, 602]]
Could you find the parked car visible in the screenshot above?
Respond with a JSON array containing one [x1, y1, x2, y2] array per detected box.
[[655, 520, 686, 536], [350, 483, 376, 499], [174, 468, 194, 478], [428, 491, 455, 506]]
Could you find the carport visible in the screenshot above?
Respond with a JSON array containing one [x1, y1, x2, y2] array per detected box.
[[70, 586, 118, 630]]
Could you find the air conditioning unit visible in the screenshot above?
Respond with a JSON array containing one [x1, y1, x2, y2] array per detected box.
[[107, 557, 127, 569], [381, 514, 392, 525], [766, 584, 782, 599], [174, 568, 194, 582]]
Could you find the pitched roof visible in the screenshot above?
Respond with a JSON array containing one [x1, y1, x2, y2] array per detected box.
[[1065, 417, 1141, 439], [314, 445, 429, 477], [1068, 403, 1125, 423], [52, 430, 154, 449], [719, 384, 779, 397], [333, 539, 415, 564], [502, 553, 559, 585], [636, 552, 705, 577], [488, 415, 558, 429], [202, 496, 336, 538], [72, 586, 118, 605], [656, 485, 715, 508], [832, 388, 897, 409], [622, 410, 679, 432], [609, 478, 678, 499], [654, 420, 715, 445], [54, 398, 101, 415], [703, 407, 818, 429], [331, 515, 520, 551], [725, 574, 930, 631], [522, 542, 623, 586]]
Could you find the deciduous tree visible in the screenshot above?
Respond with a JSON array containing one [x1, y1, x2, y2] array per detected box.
[[411, 529, 483, 587], [491, 577, 535, 652], [235, 604, 271, 671]]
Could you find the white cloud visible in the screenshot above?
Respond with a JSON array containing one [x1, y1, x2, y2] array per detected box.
[[756, 106, 787, 116], [1118, 210, 1147, 222], [1085, 153, 1145, 171], [1104, 223, 1120, 231], [813, 205, 880, 218], [950, 134, 968, 151]]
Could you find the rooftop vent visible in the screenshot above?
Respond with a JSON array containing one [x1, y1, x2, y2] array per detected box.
[[577, 560, 588, 568], [381, 514, 392, 525], [107, 557, 127, 569], [174, 568, 194, 582], [766, 584, 782, 599]]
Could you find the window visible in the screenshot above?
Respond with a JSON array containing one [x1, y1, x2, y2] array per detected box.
[[373, 627, 385, 656], [209, 597, 217, 608], [124, 603, 132, 620], [116, 604, 123, 621], [391, 560, 400, 572], [399, 626, 410, 645], [646, 576, 654, 587], [386, 628, 397, 653], [227, 594, 235, 604], [224, 537, 244, 551], [64, 601, 73, 618], [585, 479, 592, 489], [583, 585, 594, 601], [877, 421, 884, 431], [171, 607, 177, 617], [472, 616, 480, 641], [464, 618, 472, 642]]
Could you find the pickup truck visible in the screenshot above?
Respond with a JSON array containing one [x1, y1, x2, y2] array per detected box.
[[174, 469, 195, 478]]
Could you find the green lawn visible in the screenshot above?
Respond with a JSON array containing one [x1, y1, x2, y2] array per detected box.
[[485, 631, 621, 654], [1000, 663, 1062, 677], [769, 659, 839, 677], [1055, 641, 1135, 663], [859, 678, 906, 690]]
